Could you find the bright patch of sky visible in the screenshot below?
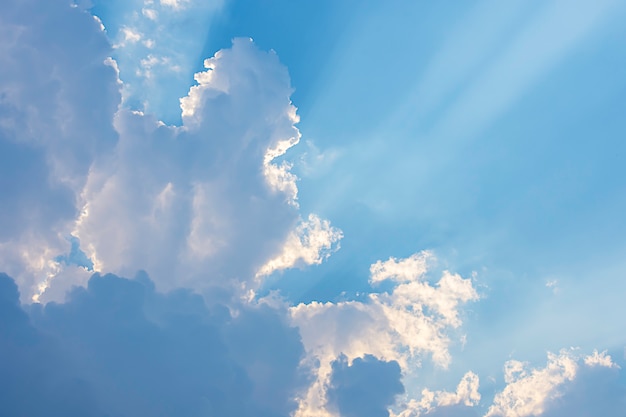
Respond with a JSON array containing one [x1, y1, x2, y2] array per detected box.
[[1, 0, 626, 416], [89, 0, 225, 124]]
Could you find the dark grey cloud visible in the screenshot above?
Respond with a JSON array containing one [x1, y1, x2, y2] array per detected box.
[[0, 272, 307, 417], [327, 354, 404, 417]]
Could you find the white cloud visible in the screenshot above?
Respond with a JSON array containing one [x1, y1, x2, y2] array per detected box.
[[436, 371, 481, 407], [485, 349, 622, 417], [142, 8, 158, 20], [69, 38, 340, 298], [256, 214, 343, 278], [584, 349, 619, 369], [486, 351, 578, 417], [0, 0, 340, 302], [485, 348, 621, 417], [370, 252, 433, 284], [290, 252, 479, 417], [119, 27, 142, 46], [160, 0, 188, 9], [392, 371, 481, 417]]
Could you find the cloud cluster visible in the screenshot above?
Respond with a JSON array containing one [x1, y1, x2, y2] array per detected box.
[[2, 2, 625, 417], [290, 251, 480, 417], [390, 349, 624, 417]]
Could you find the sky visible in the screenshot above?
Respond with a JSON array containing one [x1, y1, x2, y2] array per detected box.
[[1, 0, 626, 416]]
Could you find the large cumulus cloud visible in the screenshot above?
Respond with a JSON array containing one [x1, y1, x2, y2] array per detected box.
[[0, 0, 341, 302], [75, 37, 341, 297]]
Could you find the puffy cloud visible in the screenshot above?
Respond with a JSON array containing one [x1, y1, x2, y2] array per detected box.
[[486, 351, 578, 417], [370, 251, 432, 285], [431, 371, 481, 408], [391, 372, 480, 417], [327, 354, 405, 417], [583, 349, 619, 369], [291, 252, 479, 417], [0, 0, 341, 302], [73, 38, 340, 298], [0, 271, 307, 417], [256, 214, 344, 278], [486, 349, 624, 417], [391, 349, 625, 417]]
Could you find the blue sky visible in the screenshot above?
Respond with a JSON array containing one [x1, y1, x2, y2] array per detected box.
[[1, 0, 626, 416]]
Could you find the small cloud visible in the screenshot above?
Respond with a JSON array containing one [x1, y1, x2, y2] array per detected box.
[[256, 214, 343, 278], [545, 279, 560, 294], [584, 350, 619, 369], [393, 372, 480, 417], [141, 8, 158, 20], [160, 0, 189, 9], [370, 251, 434, 284]]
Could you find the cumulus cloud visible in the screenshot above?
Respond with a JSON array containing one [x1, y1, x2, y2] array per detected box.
[[486, 351, 579, 417], [392, 372, 480, 417], [291, 251, 479, 417], [256, 214, 344, 278], [390, 349, 625, 417], [0, 271, 307, 417], [584, 349, 619, 369], [0, 0, 341, 302], [5, 2, 623, 417], [73, 38, 341, 298], [486, 349, 625, 417]]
